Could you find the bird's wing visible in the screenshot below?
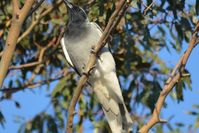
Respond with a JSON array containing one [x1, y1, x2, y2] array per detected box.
[[61, 37, 74, 67], [90, 22, 112, 52], [61, 37, 82, 76]]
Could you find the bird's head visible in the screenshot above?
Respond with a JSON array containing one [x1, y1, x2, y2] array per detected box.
[[63, 0, 88, 25]]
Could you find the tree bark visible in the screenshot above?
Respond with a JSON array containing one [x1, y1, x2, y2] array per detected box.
[[0, 0, 35, 88]]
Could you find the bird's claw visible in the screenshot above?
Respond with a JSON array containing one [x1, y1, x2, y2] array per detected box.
[[90, 45, 102, 61], [90, 45, 96, 55], [89, 65, 96, 73], [82, 72, 88, 77], [82, 65, 96, 77]]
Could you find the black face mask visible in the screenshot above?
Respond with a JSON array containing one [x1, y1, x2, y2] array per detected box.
[[67, 4, 87, 24]]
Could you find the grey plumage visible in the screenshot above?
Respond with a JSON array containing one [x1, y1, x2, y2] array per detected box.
[[61, 1, 133, 132]]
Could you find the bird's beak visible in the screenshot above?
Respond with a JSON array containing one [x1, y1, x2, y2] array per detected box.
[[63, 0, 73, 9]]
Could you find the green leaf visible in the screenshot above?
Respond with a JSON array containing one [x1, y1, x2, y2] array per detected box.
[[175, 122, 184, 127], [51, 76, 68, 97], [175, 80, 184, 102], [195, 115, 199, 128], [156, 125, 163, 133], [0, 111, 5, 128], [15, 101, 21, 108], [196, 0, 199, 15], [187, 111, 198, 116], [46, 115, 58, 133], [193, 104, 199, 109]]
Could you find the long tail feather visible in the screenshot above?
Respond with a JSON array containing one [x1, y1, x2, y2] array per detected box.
[[93, 81, 132, 133]]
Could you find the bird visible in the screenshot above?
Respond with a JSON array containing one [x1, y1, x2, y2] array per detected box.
[[60, 0, 133, 132]]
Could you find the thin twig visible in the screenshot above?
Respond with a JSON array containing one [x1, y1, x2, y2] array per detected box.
[[9, 62, 42, 70], [0, 70, 68, 99], [143, 1, 155, 15], [25, 0, 46, 21], [17, 0, 63, 43], [9, 37, 56, 70], [65, 1, 132, 133], [139, 21, 199, 133]]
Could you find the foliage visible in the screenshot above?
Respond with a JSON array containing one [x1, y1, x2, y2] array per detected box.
[[0, 0, 198, 132]]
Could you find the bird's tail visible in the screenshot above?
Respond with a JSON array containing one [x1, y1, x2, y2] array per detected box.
[[93, 81, 133, 133]]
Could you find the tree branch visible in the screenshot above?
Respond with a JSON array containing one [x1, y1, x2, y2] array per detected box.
[[139, 21, 199, 133], [0, 0, 35, 88], [66, 0, 132, 133], [0, 70, 68, 99], [9, 61, 42, 70], [12, 0, 19, 12]]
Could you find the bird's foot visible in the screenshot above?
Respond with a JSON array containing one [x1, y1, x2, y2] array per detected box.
[[90, 45, 97, 55], [82, 65, 96, 77], [90, 45, 102, 61]]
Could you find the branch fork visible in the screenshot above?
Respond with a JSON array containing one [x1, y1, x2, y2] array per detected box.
[[139, 21, 199, 133]]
